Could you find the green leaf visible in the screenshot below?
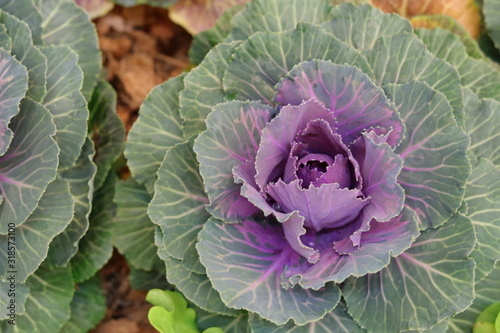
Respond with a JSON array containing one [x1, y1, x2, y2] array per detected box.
[[195, 306, 250, 333], [113, 178, 160, 271], [463, 89, 500, 167], [59, 274, 106, 333], [410, 15, 483, 59], [39, 0, 101, 101], [0, 264, 74, 333], [322, 3, 412, 50], [0, 0, 43, 44], [464, 158, 500, 282], [197, 218, 342, 325], [70, 171, 116, 283], [181, 41, 241, 138], [0, 24, 12, 51], [384, 82, 470, 229], [0, 282, 28, 320], [0, 98, 58, 230], [129, 264, 169, 291], [147, 289, 200, 333], [161, 254, 238, 317], [363, 32, 464, 126], [88, 80, 125, 191], [407, 320, 450, 333], [343, 213, 476, 332], [484, 0, 500, 52], [0, 176, 74, 283], [248, 299, 365, 333], [0, 49, 27, 155], [149, 140, 209, 268], [0, 11, 47, 102], [125, 74, 186, 194], [447, 262, 500, 333], [226, 0, 333, 42], [416, 28, 500, 102], [45, 138, 96, 267], [189, 6, 242, 65], [474, 303, 500, 333], [41, 45, 88, 169], [223, 22, 372, 104]]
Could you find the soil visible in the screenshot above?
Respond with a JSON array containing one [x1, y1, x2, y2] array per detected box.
[[90, 5, 192, 332], [95, 4, 192, 133]]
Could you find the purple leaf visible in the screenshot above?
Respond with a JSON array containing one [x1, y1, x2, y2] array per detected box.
[[266, 179, 368, 232], [197, 218, 341, 325], [274, 60, 404, 147], [346, 132, 405, 246], [281, 208, 420, 289], [254, 99, 337, 190], [194, 101, 274, 222]]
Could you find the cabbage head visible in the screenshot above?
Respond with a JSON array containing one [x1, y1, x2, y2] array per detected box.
[[124, 1, 500, 331]]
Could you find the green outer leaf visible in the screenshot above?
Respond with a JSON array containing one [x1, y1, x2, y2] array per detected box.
[[411, 15, 483, 59], [343, 213, 476, 332], [181, 41, 241, 138], [478, 33, 500, 64], [129, 264, 169, 291], [70, 171, 116, 283], [248, 299, 365, 333], [1, 264, 74, 333], [484, 0, 500, 52], [226, 0, 333, 42], [189, 6, 242, 65], [45, 138, 96, 267], [148, 140, 209, 266], [195, 306, 250, 333], [0, 49, 28, 156], [59, 275, 106, 333], [416, 28, 500, 102], [385, 82, 470, 229], [447, 262, 500, 333], [88, 80, 125, 191], [41, 45, 88, 169], [0, 11, 46, 102], [161, 254, 238, 317], [197, 218, 342, 325], [0, 98, 58, 231], [463, 89, 500, 167], [363, 32, 464, 126], [322, 3, 412, 50], [113, 178, 160, 271], [0, 0, 43, 44], [406, 320, 450, 333], [125, 74, 186, 194], [0, 24, 12, 51], [0, 282, 28, 320], [223, 22, 372, 104], [0, 176, 74, 283], [157, 225, 205, 275], [39, 0, 101, 101], [464, 158, 500, 282]]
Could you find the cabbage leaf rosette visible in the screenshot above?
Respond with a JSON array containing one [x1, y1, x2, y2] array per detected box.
[[124, 0, 500, 331]]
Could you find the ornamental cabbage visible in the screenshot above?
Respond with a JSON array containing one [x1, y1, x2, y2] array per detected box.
[[0, 0, 124, 332], [123, 0, 500, 331]]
